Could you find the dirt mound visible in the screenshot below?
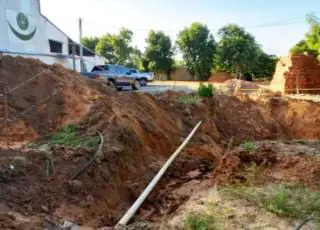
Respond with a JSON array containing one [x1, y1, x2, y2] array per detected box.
[[208, 72, 233, 83], [218, 79, 259, 95], [0, 87, 320, 228], [0, 55, 101, 147], [212, 142, 320, 187]]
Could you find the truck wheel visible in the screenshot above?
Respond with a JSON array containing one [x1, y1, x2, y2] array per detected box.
[[139, 78, 147, 86], [132, 80, 141, 90], [108, 80, 115, 88], [108, 80, 122, 91]]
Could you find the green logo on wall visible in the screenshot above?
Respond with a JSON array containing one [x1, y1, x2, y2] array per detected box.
[[8, 12, 37, 41]]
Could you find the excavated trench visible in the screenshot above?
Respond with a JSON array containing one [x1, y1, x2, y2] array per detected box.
[[0, 89, 320, 229]]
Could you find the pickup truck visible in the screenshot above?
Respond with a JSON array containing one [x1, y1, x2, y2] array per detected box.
[[129, 69, 154, 86], [81, 64, 141, 90]]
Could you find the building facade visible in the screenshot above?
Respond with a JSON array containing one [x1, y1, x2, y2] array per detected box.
[[0, 0, 104, 72]]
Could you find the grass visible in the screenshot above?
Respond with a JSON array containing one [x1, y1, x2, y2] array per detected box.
[[243, 162, 260, 186], [223, 183, 320, 223], [241, 141, 255, 152], [29, 124, 100, 149], [185, 214, 219, 230], [178, 95, 200, 104]]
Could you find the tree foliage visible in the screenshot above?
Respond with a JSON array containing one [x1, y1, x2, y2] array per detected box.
[[127, 47, 143, 69], [250, 52, 278, 79], [95, 33, 115, 63], [290, 40, 311, 54], [95, 28, 134, 65], [291, 13, 320, 57], [144, 31, 174, 74], [176, 22, 216, 80], [81, 36, 99, 52], [305, 13, 320, 52], [215, 24, 259, 78]]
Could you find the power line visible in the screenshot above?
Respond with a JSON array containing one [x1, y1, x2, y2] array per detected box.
[[82, 14, 316, 34], [246, 15, 307, 29], [83, 21, 178, 33]]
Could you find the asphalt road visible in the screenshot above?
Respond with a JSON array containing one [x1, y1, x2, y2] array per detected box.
[[137, 81, 220, 94], [131, 81, 320, 102], [137, 83, 195, 94]]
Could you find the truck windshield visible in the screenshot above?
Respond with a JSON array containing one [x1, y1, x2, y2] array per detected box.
[[92, 65, 109, 72]]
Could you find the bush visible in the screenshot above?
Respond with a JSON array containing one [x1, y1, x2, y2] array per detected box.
[[241, 141, 255, 152], [185, 214, 219, 230], [198, 83, 214, 97]]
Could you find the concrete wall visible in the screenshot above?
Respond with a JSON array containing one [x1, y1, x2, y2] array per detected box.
[[0, 0, 104, 72]]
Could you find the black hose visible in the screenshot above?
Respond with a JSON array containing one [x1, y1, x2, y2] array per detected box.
[[71, 130, 104, 181], [295, 213, 316, 230]]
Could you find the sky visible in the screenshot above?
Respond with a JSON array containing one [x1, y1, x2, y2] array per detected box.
[[41, 0, 320, 57]]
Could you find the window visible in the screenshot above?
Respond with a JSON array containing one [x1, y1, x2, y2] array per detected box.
[[130, 69, 137, 73], [68, 39, 95, 57], [92, 65, 109, 72], [49, 40, 63, 54]]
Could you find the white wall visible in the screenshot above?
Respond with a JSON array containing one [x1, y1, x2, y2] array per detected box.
[[0, 0, 104, 72], [0, 0, 42, 53]]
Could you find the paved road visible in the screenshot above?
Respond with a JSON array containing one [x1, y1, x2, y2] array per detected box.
[[137, 83, 195, 94], [137, 81, 320, 102], [137, 81, 222, 94]]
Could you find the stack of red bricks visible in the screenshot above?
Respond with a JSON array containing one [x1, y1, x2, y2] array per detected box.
[[271, 54, 320, 94]]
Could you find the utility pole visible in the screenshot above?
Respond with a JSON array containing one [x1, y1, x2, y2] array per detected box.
[[72, 42, 76, 72], [79, 18, 83, 72]]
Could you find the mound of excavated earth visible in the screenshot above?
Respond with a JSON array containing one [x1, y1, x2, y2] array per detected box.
[[0, 58, 320, 229], [0, 88, 320, 229], [0, 55, 102, 147]]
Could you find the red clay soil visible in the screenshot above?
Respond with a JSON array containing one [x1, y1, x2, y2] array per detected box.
[[267, 98, 320, 139], [0, 81, 320, 228], [139, 142, 320, 225], [208, 72, 233, 83], [0, 55, 101, 147], [212, 143, 320, 188]]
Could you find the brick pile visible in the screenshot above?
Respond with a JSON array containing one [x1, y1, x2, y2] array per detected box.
[[270, 54, 320, 94]]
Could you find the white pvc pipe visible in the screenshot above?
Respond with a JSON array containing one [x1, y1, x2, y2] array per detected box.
[[116, 120, 203, 227]]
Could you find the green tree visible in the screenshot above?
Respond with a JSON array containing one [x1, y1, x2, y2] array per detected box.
[[172, 59, 186, 70], [95, 28, 134, 64], [290, 13, 320, 57], [305, 13, 320, 52], [127, 47, 143, 69], [95, 33, 116, 63], [176, 22, 216, 80], [81, 36, 99, 52], [250, 52, 278, 79], [144, 30, 174, 74], [290, 40, 312, 54], [140, 56, 150, 72], [215, 24, 259, 78]]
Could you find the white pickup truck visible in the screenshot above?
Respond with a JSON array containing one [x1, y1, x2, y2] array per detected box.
[[129, 69, 154, 86]]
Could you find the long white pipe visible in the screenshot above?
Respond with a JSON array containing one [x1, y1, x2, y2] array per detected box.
[[116, 121, 203, 227]]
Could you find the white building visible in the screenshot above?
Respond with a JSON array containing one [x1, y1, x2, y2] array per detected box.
[[0, 0, 104, 72]]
